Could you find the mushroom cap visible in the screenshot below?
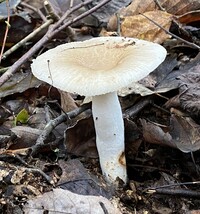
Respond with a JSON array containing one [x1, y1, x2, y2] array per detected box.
[[31, 37, 167, 96]]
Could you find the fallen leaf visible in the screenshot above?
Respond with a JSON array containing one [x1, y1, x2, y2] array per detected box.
[[161, 0, 200, 16], [119, 0, 200, 16], [9, 126, 42, 149], [177, 67, 200, 118], [57, 159, 111, 198], [141, 112, 200, 153], [23, 188, 121, 214], [60, 90, 78, 113], [170, 113, 200, 153], [14, 108, 29, 126], [65, 116, 97, 158], [155, 54, 199, 94], [86, 0, 132, 23], [118, 82, 154, 97], [141, 119, 175, 148], [125, 119, 142, 155], [0, 72, 41, 98], [108, 0, 200, 43], [177, 10, 200, 24], [121, 10, 172, 43]]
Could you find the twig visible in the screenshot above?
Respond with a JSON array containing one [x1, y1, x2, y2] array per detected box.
[[0, 0, 111, 87], [57, 0, 111, 32], [20, 2, 47, 22], [0, 153, 54, 184], [44, 0, 60, 21], [44, 0, 76, 42], [146, 187, 200, 198], [70, 0, 74, 8], [30, 103, 91, 156], [0, 66, 9, 73], [147, 181, 200, 190], [154, 0, 165, 11], [2, 19, 53, 60], [123, 97, 153, 119], [0, 0, 10, 63], [140, 13, 200, 50], [99, 202, 109, 214], [16, 153, 54, 184], [24, 167, 54, 185], [172, 18, 200, 47], [115, 13, 121, 36], [49, 0, 94, 32]]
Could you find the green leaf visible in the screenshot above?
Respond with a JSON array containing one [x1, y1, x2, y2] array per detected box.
[[14, 109, 29, 125]]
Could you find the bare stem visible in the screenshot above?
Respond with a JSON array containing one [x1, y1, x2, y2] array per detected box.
[[0, 0, 10, 63]]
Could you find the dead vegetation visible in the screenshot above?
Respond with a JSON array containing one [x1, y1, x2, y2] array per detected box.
[[0, 0, 200, 213]]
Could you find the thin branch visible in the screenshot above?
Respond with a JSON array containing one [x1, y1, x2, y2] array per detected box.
[[146, 187, 200, 198], [51, 0, 94, 32], [2, 19, 53, 60], [154, 0, 165, 11], [58, 0, 111, 32], [30, 103, 91, 156], [20, 2, 47, 22], [0, 0, 10, 63], [147, 181, 200, 190], [0, 66, 9, 73], [44, 0, 76, 42], [44, 0, 60, 21], [0, 153, 54, 184], [123, 97, 153, 119], [70, 0, 74, 8], [24, 167, 54, 185]]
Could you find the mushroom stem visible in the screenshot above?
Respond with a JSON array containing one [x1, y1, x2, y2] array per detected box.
[[92, 91, 127, 184]]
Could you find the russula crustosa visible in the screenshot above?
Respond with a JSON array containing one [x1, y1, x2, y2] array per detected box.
[[31, 37, 167, 184]]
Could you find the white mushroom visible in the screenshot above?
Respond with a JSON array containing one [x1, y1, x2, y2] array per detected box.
[[31, 37, 167, 184]]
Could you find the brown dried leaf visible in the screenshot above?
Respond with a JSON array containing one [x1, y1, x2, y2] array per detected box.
[[57, 159, 110, 198], [121, 0, 200, 16], [177, 65, 200, 118], [0, 72, 41, 99], [141, 112, 200, 153], [108, 0, 200, 41], [161, 0, 200, 16], [5, 148, 29, 155], [170, 113, 200, 153], [65, 117, 97, 158], [177, 10, 200, 24], [59, 90, 78, 112], [141, 119, 175, 148], [9, 126, 42, 149], [121, 11, 172, 43], [120, 0, 158, 16], [125, 119, 142, 155]]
